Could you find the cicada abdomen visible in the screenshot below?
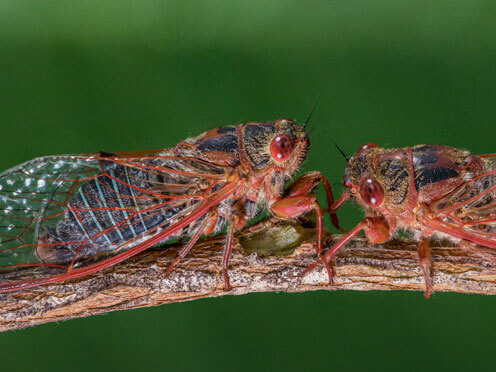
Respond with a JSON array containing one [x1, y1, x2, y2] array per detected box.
[[305, 143, 496, 297], [0, 119, 339, 292]]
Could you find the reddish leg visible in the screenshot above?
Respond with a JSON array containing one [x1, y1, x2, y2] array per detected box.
[[222, 219, 236, 291], [320, 176, 344, 233], [166, 222, 207, 276], [271, 194, 333, 281], [418, 238, 433, 299], [314, 201, 333, 280], [329, 192, 350, 214], [302, 217, 390, 281], [284, 171, 344, 232]]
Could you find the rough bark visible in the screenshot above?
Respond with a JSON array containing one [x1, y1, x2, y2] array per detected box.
[[1, 218, 496, 332]]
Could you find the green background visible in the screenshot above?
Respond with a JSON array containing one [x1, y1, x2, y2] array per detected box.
[[1, 1, 496, 371]]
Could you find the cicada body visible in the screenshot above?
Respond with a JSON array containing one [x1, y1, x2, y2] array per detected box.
[[306, 143, 496, 297], [0, 119, 338, 292]]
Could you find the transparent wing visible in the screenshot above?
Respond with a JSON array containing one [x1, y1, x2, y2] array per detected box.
[[0, 151, 227, 280], [0, 155, 101, 267]]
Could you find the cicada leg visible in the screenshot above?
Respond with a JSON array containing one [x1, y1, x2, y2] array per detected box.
[[222, 215, 245, 291], [273, 171, 349, 282], [165, 224, 207, 277], [284, 171, 344, 232], [271, 193, 333, 281], [166, 211, 219, 277], [418, 238, 433, 299], [302, 217, 390, 282]]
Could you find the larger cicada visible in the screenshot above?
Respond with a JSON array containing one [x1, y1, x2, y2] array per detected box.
[[305, 143, 496, 297], [0, 118, 338, 292]]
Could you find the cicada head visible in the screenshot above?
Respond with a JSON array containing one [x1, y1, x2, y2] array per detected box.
[[343, 143, 389, 211], [271, 118, 310, 175], [242, 118, 309, 178]]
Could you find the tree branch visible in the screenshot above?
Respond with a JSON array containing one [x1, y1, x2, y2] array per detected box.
[[1, 218, 496, 332]]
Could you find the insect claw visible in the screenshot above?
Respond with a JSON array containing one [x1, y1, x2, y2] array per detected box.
[[165, 256, 181, 277], [320, 257, 334, 284], [299, 263, 315, 277], [423, 284, 432, 299], [223, 269, 232, 291], [421, 264, 433, 299], [300, 256, 332, 283], [418, 238, 433, 299]]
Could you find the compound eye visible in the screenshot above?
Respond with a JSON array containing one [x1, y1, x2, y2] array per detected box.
[[359, 176, 384, 208], [270, 134, 294, 162], [358, 143, 377, 152]]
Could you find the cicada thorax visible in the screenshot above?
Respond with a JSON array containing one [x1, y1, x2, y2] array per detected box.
[[178, 120, 307, 170], [176, 119, 308, 206]]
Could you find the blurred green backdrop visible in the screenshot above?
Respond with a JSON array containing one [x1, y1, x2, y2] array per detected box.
[[1, 1, 496, 371]]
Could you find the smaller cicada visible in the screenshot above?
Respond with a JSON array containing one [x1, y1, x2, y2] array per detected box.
[[305, 143, 496, 297], [0, 118, 339, 292]]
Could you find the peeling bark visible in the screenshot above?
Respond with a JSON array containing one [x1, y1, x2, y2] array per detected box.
[[1, 218, 496, 332]]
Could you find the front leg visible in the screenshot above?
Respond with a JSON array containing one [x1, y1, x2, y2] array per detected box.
[[270, 194, 333, 281], [283, 171, 343, 232]]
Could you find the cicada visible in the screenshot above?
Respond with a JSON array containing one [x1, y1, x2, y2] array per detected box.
[[305, 143, 496, 297], [0, 119, 339, 292]]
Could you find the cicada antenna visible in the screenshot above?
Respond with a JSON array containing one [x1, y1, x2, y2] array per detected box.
[[326, 134, 349, 162], [303, 99, 319, 129]]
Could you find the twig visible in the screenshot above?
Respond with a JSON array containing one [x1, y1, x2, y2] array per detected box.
[[1, 218, 496, 332]]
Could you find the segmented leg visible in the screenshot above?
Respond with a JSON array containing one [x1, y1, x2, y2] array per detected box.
[[313, 200, 333, 281], [302, 220, 366, 278], [222, 218, 237, 291], [271, 194, 334, 282], [418, 238, 433, 299], [320, 176, 345, 233], [302, 217, 390, 282], [284, 171, 344, 232], [166, 222, 207, 276]]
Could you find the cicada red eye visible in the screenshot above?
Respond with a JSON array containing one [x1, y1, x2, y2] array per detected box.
[[270, 134, 295, 162], [359, 176, 384, 207]]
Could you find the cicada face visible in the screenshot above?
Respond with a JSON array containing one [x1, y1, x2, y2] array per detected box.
[[342, 143, 390, 212], [241, 118, 309, 177]]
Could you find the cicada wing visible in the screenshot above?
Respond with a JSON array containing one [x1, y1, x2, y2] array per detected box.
[[0, 151, 229, 285], [427, 159, 496, 247], [0, 155, 102, 268]]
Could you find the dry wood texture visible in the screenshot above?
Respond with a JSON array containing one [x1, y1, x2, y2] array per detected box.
[[2, 218, 496, 332]]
